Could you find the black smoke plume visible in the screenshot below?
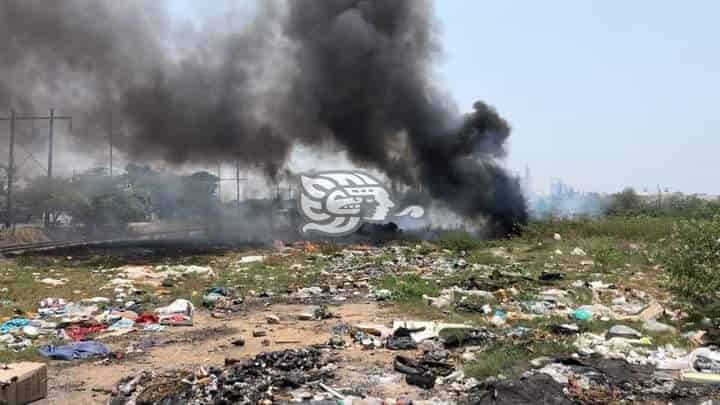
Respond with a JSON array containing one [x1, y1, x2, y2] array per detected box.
[[0, 0, 527, 234]]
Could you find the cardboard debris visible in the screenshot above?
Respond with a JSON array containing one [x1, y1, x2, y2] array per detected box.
[[0, 362, 47, 405]]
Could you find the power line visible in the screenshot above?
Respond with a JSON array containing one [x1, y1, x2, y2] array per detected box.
[[0, 110, 72, 228]]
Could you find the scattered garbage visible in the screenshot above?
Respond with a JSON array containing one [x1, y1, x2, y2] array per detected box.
[[156, 299, 194, 326], [570, 247, 586, 256], [110, 347, 331, 404], [38, 278, 66, 287], [607, 325, 642, 339], [573, 309, 592, 321], [0, 318, 30, 334], [0, 241, 717, 403], [238, 255, 265, 264]]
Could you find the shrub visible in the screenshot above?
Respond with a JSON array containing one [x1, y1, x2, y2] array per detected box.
[[380, 274, 439, 301], [520, 216, 673, 242], [663, 218, 720, 306], [439, 231, 481, 252], [593, 245, 624, 272]]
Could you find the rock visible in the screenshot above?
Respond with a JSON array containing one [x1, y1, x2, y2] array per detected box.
[[642, 319, 676, 333], [266, 314, 280, 324], [607, 325, 642, 339], [571, 247, 587, 256], [232, 338, 245, 346], [252, 329, 267, 337], [553, 233, 562, 241]]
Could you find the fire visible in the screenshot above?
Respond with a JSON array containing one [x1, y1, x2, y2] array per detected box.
[[304, 241, 318, 253]]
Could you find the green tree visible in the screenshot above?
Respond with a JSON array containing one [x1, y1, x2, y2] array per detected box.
[[606, 187, 643, 216], [663, 218, 720, 309]]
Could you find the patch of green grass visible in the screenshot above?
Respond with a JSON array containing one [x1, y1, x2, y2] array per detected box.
[[438, 231, 482, 252], [380, 274, 440, 301], [464, 340, 573, 379], [416, 242, 437, 256], [390, 300, 447, 320], [0, 348, 43, 364], [514, 289, 537, 303], [0, 262, 110, 319], [593, 245, 624, 273], [520, 217, 675, 242], [467, 250, 507, 265], [464, 344, 525, 379]]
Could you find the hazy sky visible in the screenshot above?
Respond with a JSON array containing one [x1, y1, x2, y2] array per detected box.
[[169, 1, 719, 195]]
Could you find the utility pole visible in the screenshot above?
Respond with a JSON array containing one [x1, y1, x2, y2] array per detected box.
[[109, 111, 113, 177], [45, 109, 71, 227], [1, 111, 71, 228], [217, 164, 222, 202], [47, 109, 54, 181], [235, 160, 241, 209], [4, 111, 15, 229]]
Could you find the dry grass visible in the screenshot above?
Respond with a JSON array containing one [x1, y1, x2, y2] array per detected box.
[[0, 227, 49, 243]]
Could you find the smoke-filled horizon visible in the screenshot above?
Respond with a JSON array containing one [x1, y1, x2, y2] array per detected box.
[[1, 0, 527, 233]]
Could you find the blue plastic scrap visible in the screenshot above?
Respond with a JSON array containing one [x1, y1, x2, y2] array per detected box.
[[0, 318, 30, 334]]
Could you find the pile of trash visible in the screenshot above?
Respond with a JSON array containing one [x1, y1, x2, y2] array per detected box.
[[111, 347, 334, 404], [108, 264, 215, 288], [0, 295, 198, 359]]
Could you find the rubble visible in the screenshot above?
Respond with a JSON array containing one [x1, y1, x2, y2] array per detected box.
[[110, 347, 333, 404]]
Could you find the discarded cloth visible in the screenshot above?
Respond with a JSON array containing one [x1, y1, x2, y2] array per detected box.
[[134, 314, 159, 324], [39, 341, 110, 360], [65, 325, 107, 341]]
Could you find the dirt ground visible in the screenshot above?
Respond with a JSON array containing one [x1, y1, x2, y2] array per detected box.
[[38, 302, 421, 404]]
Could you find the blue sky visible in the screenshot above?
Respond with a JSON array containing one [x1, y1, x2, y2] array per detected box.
[[168, 1, 719, 194]]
